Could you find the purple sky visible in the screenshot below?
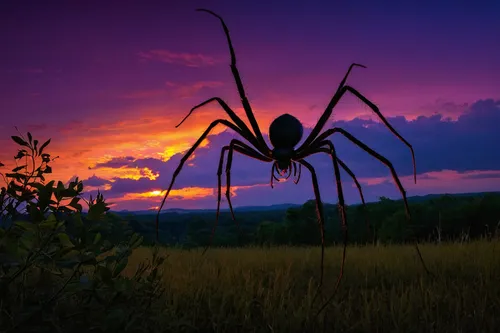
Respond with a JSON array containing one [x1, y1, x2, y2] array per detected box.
[[1, 0, 499, 211]]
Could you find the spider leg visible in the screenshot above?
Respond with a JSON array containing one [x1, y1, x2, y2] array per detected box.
[[297, 85, 416, 184], [196, 9, 270, 152], [155, 119, 254, 242], [297, 159, 329, 300], [309, 127, 410, 215], [224, 138, 272, 223], [336, 63, 367, 93], [270, 162, 280, 188], [204, 144, 230, 255], [313, 140, 370, 241], [293, 162, 302, 184], [297, 63, 366, 151], [335, 157, 372, 241], [175, 97, 268, 155], [299, 145, 348, 311], [284, 164, 293, 180], [312, 127, 432, 275], [203, 140, 272, 255], [291, 162, 300, 184]]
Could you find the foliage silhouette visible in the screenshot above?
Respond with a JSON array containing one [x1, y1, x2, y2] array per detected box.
[[0, 131, 168, 333]]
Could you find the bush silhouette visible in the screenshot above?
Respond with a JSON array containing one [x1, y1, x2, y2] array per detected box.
[[0, 130, 167, 332]]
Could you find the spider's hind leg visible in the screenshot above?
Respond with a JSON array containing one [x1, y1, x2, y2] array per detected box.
[[203, 139, 273, 255], [300, 145, 349, 314], [202, 145, 232, 256], [296, 159, 333, 309]]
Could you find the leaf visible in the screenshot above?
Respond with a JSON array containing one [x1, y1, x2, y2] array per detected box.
[[5, 173, 27, 181], [19, 231, 36, 250], [28, 182, 45, 192], [11, 135, 29, 147], [28, 203, 45, 222], [14, 150, 26, 160], [36, 187, 51, 211], [33, 139, 38, 152], [58, 233, 74, 248], [38, 138, 51, 155], [12, 165, 27, 172], [45, 180, 55, 190], [14, 221, 37, 231], [93, 232, 102, 244], [27, 132, 32, 144], [56, 180, 65, 191], [68, 197, 80, 209], [0, 162, 4, 167], [59, 248, 79, 260], [41, 154, 50, 163], [39, 217, 62, 230], [97, 266, 113, 285], [74, 212, 84, 227], [113, 257, 128, 277], [88, 201, 107, 221]]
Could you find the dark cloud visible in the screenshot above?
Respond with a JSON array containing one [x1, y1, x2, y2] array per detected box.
[[462, 172, 500, 180], [85, 99, 500, 208], [92, 156, 135, 169], [83, 174, 111, 187]]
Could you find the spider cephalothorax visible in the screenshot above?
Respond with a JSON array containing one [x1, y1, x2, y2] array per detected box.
[[156, 8, 431, 314], [269, 113, 303, 174]]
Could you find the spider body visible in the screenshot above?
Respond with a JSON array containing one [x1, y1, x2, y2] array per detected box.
[[157, 8, 430, 315], [269, 113, 303, 173]]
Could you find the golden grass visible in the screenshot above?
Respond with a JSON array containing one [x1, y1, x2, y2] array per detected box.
[[124, 241, 500, 332]]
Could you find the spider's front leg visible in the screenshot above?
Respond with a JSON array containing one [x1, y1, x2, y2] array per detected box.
[[175, 97, 269, 155], [156, 119, 250, 242], [224, 139, 272, 213], [296, 159, 328, 298], [297, 85, 416, 184]]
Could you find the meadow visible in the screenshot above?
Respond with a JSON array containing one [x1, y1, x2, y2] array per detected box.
[[123, 241, 500, 332]]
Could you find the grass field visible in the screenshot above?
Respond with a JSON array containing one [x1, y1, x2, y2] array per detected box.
[[122, 241, 500, 332]]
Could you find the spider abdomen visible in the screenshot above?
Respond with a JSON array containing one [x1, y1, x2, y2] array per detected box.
[[269, 113, 303, 148]]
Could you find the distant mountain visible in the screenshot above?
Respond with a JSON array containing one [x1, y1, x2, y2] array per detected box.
[[406, 191, 500, 203], [115, 203, 301, 216], [115, 191, 500, 216]]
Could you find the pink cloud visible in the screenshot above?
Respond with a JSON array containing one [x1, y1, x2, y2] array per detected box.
[[165, 80, 224, 99], [138, 49, 218, 67], [119, 89, 167, 100]]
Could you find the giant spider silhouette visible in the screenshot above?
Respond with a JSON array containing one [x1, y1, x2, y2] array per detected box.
[[156, 8, 430, 313]]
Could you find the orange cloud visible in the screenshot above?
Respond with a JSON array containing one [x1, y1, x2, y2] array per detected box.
[[111, 183, 268, 204], [120, 187, 214, 201]]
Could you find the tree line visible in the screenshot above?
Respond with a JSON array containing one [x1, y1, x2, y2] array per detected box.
[[130, 192, 500, 248]]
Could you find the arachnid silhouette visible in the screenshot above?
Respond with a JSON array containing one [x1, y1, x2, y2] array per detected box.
[[156, 8, 430, 313]]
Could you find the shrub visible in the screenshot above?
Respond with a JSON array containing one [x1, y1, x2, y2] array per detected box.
[[0, 130, 167, 332]]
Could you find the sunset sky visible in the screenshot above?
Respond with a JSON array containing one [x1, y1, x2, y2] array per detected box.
[[1, 0, 499, 212]]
